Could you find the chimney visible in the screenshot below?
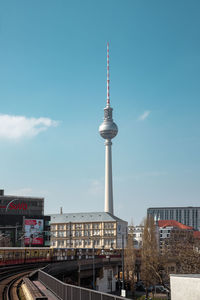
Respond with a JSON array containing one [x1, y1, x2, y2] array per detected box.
[[60, 207, 63, 215], [0, 189, 4, 196]]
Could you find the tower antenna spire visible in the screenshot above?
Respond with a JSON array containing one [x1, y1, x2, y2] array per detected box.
[[107, 42, 110, 107]]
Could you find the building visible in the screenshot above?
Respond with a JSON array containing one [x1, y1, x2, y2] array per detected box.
[[50, 212, 127, 249], [128, 225, 143, 249], [157, 219, 194, 251], [147, 207, 200, 230], [0, 189, 50, 247], [170, 274, 200, 300]]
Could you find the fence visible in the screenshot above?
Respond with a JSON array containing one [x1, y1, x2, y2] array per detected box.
[[38, 270, 129, 300]]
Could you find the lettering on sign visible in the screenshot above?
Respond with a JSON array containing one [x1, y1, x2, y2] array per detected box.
[[9, 202, 27, 210], [5, 199, 28, 212]]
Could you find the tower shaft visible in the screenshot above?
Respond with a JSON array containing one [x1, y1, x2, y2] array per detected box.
[[105, 139, 113, 214], [99, 43, 118, 215]]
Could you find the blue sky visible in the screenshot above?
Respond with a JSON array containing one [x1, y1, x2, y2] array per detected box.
[[0, 0, 200, 225]]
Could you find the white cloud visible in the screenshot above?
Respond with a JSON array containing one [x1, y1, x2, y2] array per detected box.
[[0, 114, 58, 140], [87, 179, 104, 196], [138, 110, 151, 121], [8, 188, 33, 196]]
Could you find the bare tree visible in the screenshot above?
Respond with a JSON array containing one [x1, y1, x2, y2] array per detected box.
[[124, 233, 136, 293], [162, 229, 200, 275], [140, 216, 160, 298]]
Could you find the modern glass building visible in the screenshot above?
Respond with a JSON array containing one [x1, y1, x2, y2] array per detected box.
[[147, 206, 200, 230]]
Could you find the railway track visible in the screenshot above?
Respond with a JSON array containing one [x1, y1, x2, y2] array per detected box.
[[2, 270, 31, 300], [0, 263, 48, 300]]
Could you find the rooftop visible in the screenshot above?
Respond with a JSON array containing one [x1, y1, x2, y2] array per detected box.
[[50, 212, 127, 224], [0, 189, 43, 200], [158, 220, 193, 230], [148, 206, 200, 209]]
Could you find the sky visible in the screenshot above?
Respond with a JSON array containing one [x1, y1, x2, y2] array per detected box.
[[0, 0, 200, 225]]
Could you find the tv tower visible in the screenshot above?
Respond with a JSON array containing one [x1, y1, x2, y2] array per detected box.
[[99, 43, 118, 215]]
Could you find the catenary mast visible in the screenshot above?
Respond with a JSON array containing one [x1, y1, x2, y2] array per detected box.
[[99, 43, 118, 215]]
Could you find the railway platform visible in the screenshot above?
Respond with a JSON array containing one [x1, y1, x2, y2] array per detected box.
[[33, 280, 59, 300]]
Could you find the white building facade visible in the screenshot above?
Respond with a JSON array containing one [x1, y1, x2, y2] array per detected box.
[[170, 274, 200, 300], [128, 225, 144, 249], [50, 212, 127, 249]]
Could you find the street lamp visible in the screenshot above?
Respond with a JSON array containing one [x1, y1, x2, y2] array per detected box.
[[109, 243, 114, 293], [89, 237, 96, 290], [121, 234, 126, 297], [92, 239, 95, 290]]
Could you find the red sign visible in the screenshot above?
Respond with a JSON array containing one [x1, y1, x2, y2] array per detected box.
[[24, 237, 43, 245], [9, 202, 27, 210]]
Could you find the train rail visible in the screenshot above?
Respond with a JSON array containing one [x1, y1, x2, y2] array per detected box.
[[2, 270, 31, 300], [0, 263, 48, 300]]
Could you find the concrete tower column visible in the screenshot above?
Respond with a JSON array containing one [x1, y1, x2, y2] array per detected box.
[[105, 139, 113, 214], [99, 43, 118, 215]]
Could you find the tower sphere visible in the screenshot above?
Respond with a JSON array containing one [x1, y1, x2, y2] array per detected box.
[[99, 120, 118, 140]]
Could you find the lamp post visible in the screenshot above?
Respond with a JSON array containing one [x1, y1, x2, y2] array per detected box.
[[109, 243, 114, 293], [121, 234, 126, 297], [92, 240, 95, 290], [92, 239, 95, 289]]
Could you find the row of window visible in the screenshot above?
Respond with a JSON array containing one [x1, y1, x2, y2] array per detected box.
[[52, 230, 115, 238], [133, 233, 142, 237], [51, 222, 115, 231], [150, 209, 199, 228], [52, 238, 115, 248]]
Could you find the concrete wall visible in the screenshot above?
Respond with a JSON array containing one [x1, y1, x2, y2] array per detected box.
[[170, 274, 200, 300], [96, 267, 116, 293]]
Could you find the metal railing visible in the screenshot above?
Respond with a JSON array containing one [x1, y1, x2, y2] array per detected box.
[[38, 270, 129, 300]]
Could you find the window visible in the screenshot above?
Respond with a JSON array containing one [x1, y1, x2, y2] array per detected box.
[[187, 210, 190, 225], [75, 224, 82, 229], [176, 210, 178, 221], [58, 225, 65, 230], [51, 225, 56, 231], [94, 240, 100, 246], [93, 230, 100, 236], [93, 223, 100, 229], [75, 231, 82, 237], [104, 223, 115, 229], [58, 231, 65, 237], [179, 210, 182, 223], [57, 240, 65, 247]]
